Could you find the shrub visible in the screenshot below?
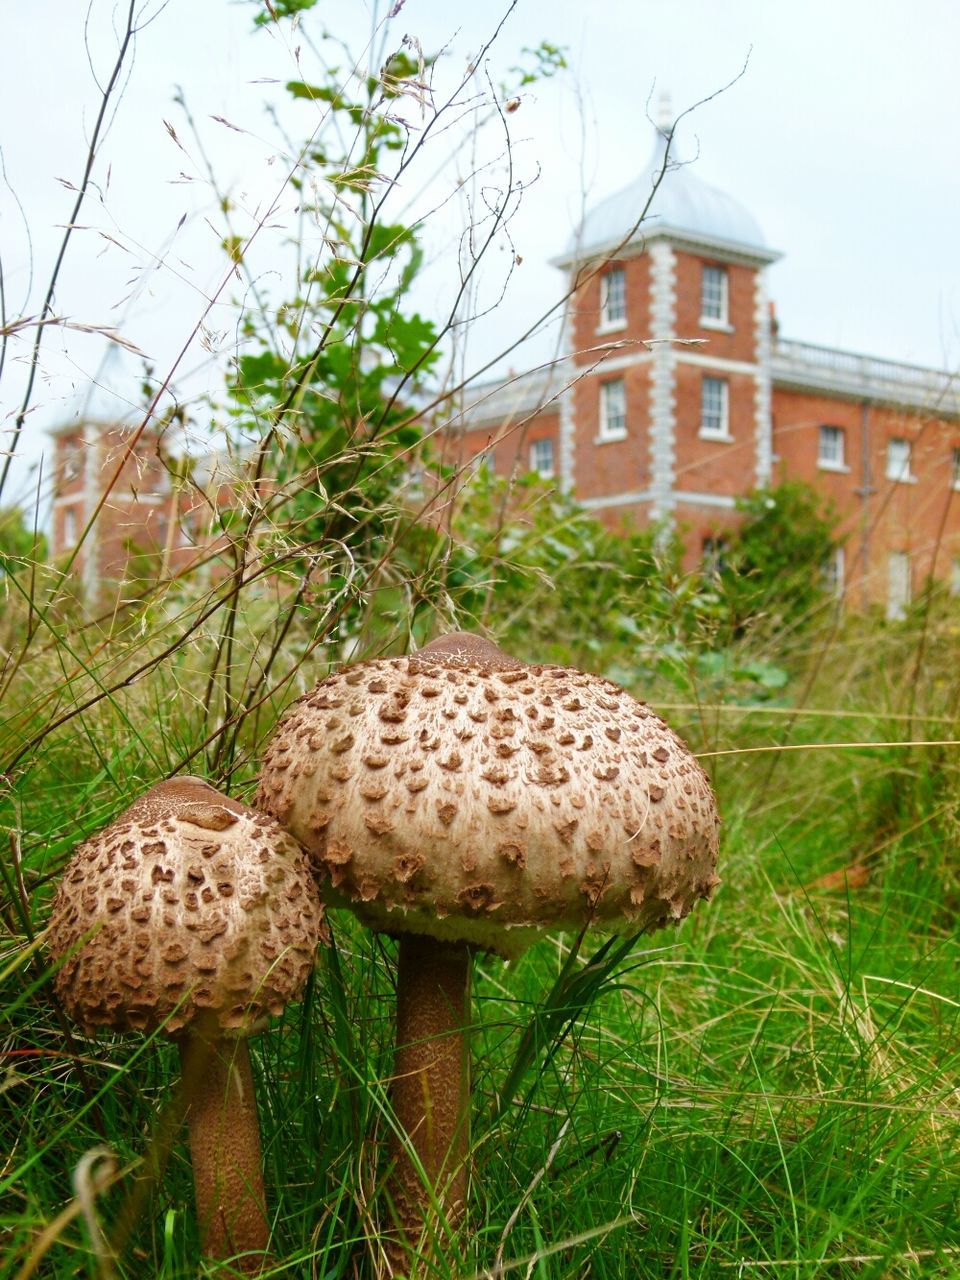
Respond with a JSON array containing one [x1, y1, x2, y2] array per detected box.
[[717, 480, 841, 633]]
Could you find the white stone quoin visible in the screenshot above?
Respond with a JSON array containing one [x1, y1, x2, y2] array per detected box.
[[754, 269, 774, 486], [648, 240, 678, 525]]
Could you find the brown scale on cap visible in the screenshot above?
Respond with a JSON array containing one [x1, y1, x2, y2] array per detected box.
[[49, 777, 325, 1036], [255, 635, 719, 958], [409, 630, 524, 673]]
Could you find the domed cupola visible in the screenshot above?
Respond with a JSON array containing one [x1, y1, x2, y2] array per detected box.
[[554, 99, 780, 268]]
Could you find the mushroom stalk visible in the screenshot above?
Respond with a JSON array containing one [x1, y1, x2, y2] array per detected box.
[[385, 935, 472, 1275], [178, 1030, 270, 1272]]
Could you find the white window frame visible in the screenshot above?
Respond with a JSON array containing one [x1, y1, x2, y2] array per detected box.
[[886, 437, 915, 484], [63, 506, 78, 546], [598, 379, 627, 442], [529, 437, 555, 479], [951, 556, 960, 598], [700, 265, 730, 330], [818, 425, 848, 472], [887, 551, 911, 621], [598, 268, 627, 332], [951, 446, 960, 491], [62, 442, 84, 483], [699, 376, 731, 441]]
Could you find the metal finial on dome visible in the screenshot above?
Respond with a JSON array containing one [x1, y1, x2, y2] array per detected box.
[[656, 89, 673, 138]]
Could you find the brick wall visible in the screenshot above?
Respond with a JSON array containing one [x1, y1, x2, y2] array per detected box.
[[453, 409, 560, 479], [49, 423, 230, 603], [570, 256, 652, 356], [673, 254, 757, 363], [673, 365, 758, 499], [774, 388, 960, 607], [571, 363, 651, 502]]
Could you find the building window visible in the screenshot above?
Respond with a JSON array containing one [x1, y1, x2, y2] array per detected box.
[[700, 376, 730, 439], [818, 425, 846, 471], [951, 557, 960, 597], [599, 268, 626, 329], [63, 506, 78, 545], [599, 379, 627, 440], [951, 447, 960, 490], [887, 551, 911, 621], [62, 439, 84, 483], [529, 437, 555, 478], [701, 265, 728, 326], [886, 437, 914, 483], [822, 545, 845, 599]]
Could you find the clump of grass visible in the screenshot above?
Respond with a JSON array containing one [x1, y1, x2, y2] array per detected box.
[[4, 609, 960, 1279], [3, 480, 960, 1278]]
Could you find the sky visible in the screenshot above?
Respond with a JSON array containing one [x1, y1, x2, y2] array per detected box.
[[3, 0, 959, 509]]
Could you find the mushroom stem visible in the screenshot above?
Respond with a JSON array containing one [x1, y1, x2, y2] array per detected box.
[[178, 1031, 270, 1273], [385, 935, 472, 1275]]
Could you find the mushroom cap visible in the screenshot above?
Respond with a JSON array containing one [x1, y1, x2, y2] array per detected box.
[[48, 777, 326, 1036], [255, 634, 719, 958]]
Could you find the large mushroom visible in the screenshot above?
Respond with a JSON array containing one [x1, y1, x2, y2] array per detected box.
[[47, 776, 325, 1272], [255, 632, 720, 1273]]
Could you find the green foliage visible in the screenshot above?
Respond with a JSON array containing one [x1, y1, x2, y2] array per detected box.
[[506, 41, 569, 91], [0, 506, 45, 576], [441, 470, 797, 706], [251, 0, 318, 27], [223, 62, 445, 646], [809, 602, 960, 915], [5, 690, 960, 1277], [446, 470, 682, 667], [718, 480, 841, 632]]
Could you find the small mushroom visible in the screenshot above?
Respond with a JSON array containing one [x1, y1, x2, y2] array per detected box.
[[255, 632, 719, 1274], [47, 776, 325, 1272]]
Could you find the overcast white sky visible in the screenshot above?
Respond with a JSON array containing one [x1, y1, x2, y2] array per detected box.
[[3, 0, 959, 508]]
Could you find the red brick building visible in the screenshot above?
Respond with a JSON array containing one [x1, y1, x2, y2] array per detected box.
[[451, 122, 960, 617], [49, 419, 229, 599], [51, 121, 960, 618]]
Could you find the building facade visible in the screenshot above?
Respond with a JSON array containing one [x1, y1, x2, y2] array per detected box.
[[49, 419, 227, 599], [452, 123, 960, 616]]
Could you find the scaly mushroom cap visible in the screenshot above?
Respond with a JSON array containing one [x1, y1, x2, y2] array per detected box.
[[255, 633, 719, 958], [48, 777, 325, 1036]]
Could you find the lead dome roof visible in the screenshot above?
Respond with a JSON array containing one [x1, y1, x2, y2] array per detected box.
[[556, 124, 780, 267]]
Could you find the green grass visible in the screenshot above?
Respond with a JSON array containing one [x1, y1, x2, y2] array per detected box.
[[2, 606, 960, 1279], [4, 817, 959, 1278]]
